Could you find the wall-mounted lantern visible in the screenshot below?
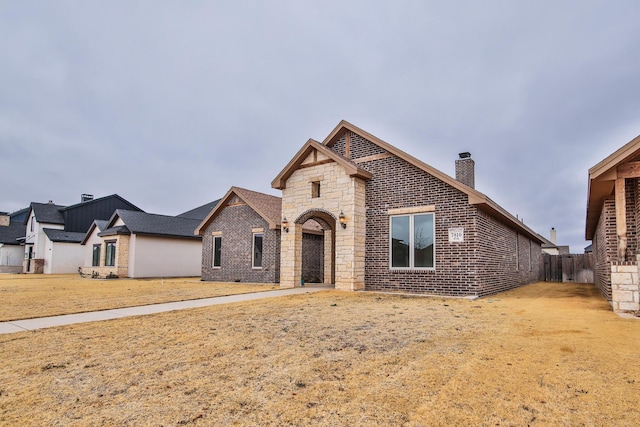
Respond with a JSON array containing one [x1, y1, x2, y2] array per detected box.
[[339, 211, 346, 229], [282, 217, 289, 233]]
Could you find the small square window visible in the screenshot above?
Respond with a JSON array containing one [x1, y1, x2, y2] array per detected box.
[[311, 181, 321, 198]]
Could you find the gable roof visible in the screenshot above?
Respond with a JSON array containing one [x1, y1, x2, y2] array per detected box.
[[30, 202, 66, 225], [273, 120, 543, 243], [80, 219, 109, 245], [586, 134, 640, 240], [176, 199, 222, 221], [271, 139, 373, 189], [195, 187, 283, 235], [43, 228, 86, 243], [99, 210, 202, 240]]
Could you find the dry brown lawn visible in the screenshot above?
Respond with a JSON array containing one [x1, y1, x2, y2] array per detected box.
[[0, 274, 277, 321], [0, 281, 639, 426]]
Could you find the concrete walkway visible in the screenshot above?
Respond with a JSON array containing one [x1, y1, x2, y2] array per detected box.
[[0, 285, 331, 335]]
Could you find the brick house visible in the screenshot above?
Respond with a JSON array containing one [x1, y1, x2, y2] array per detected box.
[[586, 134, 640, 313], [272, 120, 543, 296], [195, 187, 323, 284]]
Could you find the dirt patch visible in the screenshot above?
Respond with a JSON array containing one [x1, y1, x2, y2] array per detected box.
[[0, 281, 638, 425], [0, 274, 277, 321]]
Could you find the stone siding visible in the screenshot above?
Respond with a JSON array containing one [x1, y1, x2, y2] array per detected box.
[[201, 202, 280, 283], [611, 260, 640, 313], [82, 235, 130, 278], [280, 147, 366, 290]]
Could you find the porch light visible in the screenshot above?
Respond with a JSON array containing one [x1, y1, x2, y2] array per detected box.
[[339, 211, 346, 229], [282, 217, 289, 233]]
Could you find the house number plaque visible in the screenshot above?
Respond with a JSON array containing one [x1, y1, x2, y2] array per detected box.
[[448, 227, 464, 243]]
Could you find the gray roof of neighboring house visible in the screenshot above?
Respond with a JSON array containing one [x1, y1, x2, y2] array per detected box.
[[99, 210, 202, 240], [30, 202, 66, 225], [43, 228, 87, 243], [176, 199, 221, 221], [0, 223, 26, 245]]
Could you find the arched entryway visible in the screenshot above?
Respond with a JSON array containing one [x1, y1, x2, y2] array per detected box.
[[295, 209, 336, 285]]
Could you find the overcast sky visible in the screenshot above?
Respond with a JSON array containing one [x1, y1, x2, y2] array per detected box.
[[2, 1, 640, 252]]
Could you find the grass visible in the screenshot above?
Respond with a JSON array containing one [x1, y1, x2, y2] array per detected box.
[[0, 274, 277, 321], [0, 280, 639, 425]]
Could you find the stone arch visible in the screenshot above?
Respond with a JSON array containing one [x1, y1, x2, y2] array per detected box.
[[295, 209, 336, 229]]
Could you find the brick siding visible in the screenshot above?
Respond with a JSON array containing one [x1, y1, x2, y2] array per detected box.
[[594, 199, 616, 301], [329, 131, 541, 297]]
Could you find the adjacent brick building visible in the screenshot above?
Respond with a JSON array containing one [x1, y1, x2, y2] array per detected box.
[[586, 134, 640, 312], [196, 187, 323, 284], [272, 121, 543, 296]]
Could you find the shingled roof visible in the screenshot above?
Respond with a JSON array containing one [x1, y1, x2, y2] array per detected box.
[[195, 187, 282, 235], [100, 210, 202, 240], [43, 229, 87, 243], [176, 199, 222, 221], [0, 222, 26, 245], [30, 202, 65, 225]]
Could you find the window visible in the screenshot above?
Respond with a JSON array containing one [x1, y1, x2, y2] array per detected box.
[[92, 244, 101, 267], [253, 233, 263, 268], [30, 216, 34, 232], [390, 213, 434, 269], [105, 241, 116, 266], [311, 181, 320, 198], [213, 236, 222, 268]]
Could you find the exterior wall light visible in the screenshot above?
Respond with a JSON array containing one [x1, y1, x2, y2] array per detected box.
[[282, 217, 289, 233], [339, 211, 347, 229]]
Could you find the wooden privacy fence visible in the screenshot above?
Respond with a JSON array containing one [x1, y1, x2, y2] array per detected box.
[[540, 253, 594, 284]]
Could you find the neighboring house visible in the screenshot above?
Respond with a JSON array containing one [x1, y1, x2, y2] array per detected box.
[[21, 194, 142, 274], [195, 187, 324, 284], [586, 134, 640, 313], [81, 209, 203, 278], [272, 120, 544, 296], [540, 228, 570, 255], [0, 209, 28, 273]]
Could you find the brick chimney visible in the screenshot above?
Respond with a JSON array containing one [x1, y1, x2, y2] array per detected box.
[[455, 152, 475, 189], [0, 212, 9, 227]]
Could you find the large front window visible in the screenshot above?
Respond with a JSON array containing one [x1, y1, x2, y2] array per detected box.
[[390, 213, 435, 269], [105, 241, 116, 266], [253, 233, 263, 268]]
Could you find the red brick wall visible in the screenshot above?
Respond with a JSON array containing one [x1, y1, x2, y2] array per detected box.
[[201, 203, 280, 283], [331, 132, 540, 297]]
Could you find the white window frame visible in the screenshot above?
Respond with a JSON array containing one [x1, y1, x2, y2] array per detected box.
[[252, 232, 263, 269], [389, 213, 435, 270]]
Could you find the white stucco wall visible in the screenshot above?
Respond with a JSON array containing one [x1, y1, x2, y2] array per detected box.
[[44, 240, 86, 274], [82, 228, 103, 268], [128, 234, 202, 278], [0, 244, 23, 266], [24, 211, 64, 260]]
